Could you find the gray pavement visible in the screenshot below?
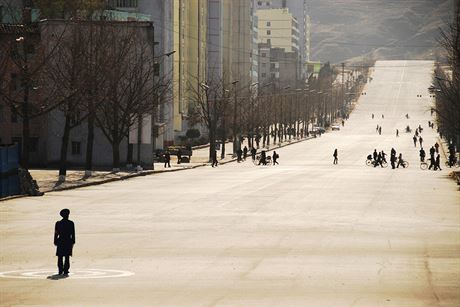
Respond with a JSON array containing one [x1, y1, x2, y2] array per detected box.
[[1, 60, 459, 306]]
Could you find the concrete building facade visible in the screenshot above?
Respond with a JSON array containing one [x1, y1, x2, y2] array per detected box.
[[256, 8, 299, 54], [111, 0, 208, 147], [254, 0, 310, 77]]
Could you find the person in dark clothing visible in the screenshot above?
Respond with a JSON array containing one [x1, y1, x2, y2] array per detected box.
[[435, 142, 439, 153], [372, 113, 374, 119], [434, 154, 442, 171], [419, 136, 423, 148], [258, 150, 267, 165], [177, 148, 182, 164], [164, 151, 171, 168], [243, 146, 248, 160], [333, 149, 338, 164], [397, 153, 405, 168], [251, 147, 257, 161], [375, 152, 383, 167], [413, 135, 417, 147], [54, 209, 75, 276], [273, 151, 279, 165], [396, 129, 399, 137], [211, 150, 218, 167], [390, 153, 397, 169], [429, 146, 435, 156], [373, 149, 378, 161], [381, 151, 387, 163], [378, 126, 382, 135], [419, 148, 426, 162], [428, 151, 435, 170], [236, 148, 243, 162]]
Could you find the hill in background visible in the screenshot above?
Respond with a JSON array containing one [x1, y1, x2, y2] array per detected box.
[[309, 0, 454, 63]]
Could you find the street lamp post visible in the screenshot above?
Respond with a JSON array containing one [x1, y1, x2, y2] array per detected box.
[[232, 80, 240, 157]]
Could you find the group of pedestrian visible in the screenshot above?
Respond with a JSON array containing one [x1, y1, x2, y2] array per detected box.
[[427, 145, 442, 171], [367, 149, 387, 167], [390, 148, 405, 169]]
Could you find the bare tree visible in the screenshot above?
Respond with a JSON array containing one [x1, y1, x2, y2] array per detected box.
[[94, 23, 168, 170]]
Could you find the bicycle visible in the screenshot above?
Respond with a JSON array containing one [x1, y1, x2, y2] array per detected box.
[[253, 154, 272, 166], [420, 161, 428, 170], [365, 158, 388, 168]]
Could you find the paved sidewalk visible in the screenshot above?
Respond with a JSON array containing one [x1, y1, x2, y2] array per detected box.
[[21, 135, 317, 196]]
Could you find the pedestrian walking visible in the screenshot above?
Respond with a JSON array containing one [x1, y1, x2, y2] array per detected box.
[[435, 142, 439, 153], [258, 150, 267, 165], [413, 135, 417, 147], [177, 148, 182, 164], [376, 125, 379, 132], [378, 126, 382, 135], [273, 151, 279, 165], [419, 148, 426, 162], [236, 148, 243, 162], [211, 150, 218, 167], [243, 146, 248, 160], [333, 149, 338, 164], [372, 113, 374, 119], [434, 154, 442, 171], [373, 149, 378, 161], [54, 209, 75, 276], [428, 151, 435, 170], [164, 151, 171, 168], [382, 114, 384, 119], [251, 147, 257, 161], [342, 120, 345, 126], [419, 136, 423, 147], [396, 129, 399, 137]]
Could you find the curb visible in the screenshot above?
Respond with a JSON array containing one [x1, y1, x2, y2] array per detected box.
[[1, 135, 317, 202]]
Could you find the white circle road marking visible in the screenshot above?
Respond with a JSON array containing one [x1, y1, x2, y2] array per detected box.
[[0, 269, 134, 279]]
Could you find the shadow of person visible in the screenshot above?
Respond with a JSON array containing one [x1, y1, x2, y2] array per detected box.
[[47, 274, 69, 280]]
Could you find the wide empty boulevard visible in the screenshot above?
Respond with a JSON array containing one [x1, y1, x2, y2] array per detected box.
[[1, 61, 459, 306]]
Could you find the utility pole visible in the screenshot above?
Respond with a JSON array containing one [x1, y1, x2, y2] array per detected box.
[[341, 62, 345, 117]]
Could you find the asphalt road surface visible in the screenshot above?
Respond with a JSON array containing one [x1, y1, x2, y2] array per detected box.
[[1, 60, 459, 306]]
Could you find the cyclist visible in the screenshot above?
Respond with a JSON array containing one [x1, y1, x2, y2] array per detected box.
[[381, 151, 387, 163], [397, 153, 406, 168], [258, 150, 267, 166], [374, 152, 383, 168]]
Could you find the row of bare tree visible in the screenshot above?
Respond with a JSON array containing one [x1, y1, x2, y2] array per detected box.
[[188, 64, 365, 161], [0, 16, 168, 178], [433, 3, 460, 145]]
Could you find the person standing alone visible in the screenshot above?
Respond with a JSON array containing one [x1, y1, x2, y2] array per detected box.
[[54, 209, 75, 276], [333, 149, 338, 164]]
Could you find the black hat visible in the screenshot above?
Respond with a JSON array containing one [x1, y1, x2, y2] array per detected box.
[[60, 209, 70, 218]]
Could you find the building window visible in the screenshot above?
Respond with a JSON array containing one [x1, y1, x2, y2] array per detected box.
[[266, 22, 271, 26], [261, 52, 266, 58], [266, 30, 271, 35], [258, 1, 262, 5], [267, 39, 271, 45], [266, 2, 270, 6], [71, 141, 81, 155], [261, 73, 266, 78]]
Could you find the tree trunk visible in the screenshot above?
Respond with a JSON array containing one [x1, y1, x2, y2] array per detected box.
[[21, 87, 30, 169], [85, 103, 95, 176], [220, 119, 226, 159], [112, 141, 120, 171], [208, 126, 215, 162], [58, 114, 71, 179]]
